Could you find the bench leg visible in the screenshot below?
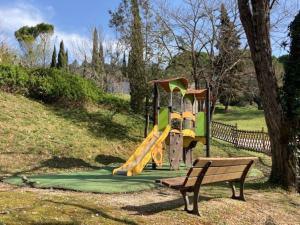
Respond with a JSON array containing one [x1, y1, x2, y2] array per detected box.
[[180, 190, 201, 216], [191, 189, 201, 216], [180, 190, 190, 211], [230, 181, 245, 201]]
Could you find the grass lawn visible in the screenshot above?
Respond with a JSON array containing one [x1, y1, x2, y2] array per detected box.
[[214, 105, 267, 130], [0, 91, 299, 225]]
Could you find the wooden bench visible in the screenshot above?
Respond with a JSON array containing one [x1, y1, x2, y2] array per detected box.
[[156, 157, 257, 216]]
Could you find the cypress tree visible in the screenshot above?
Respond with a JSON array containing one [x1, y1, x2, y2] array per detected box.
[[216, 4, 242, 111], [99, 42, 104, 65], [91, 28, 105, 86], [91, 28, 100, 70], [128, 0, 146, 113], [65, 50, 69, 69], [57, 40, 66, 69], [50, 45, 56, 68]]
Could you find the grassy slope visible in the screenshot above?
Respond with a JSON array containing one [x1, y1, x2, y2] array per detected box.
[[0, 91, 144, 175]]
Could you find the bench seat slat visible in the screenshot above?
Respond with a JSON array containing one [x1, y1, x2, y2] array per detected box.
[[189, 165, 247, 177], [160, 177, 186, 189], [184, 171, 243, 187]]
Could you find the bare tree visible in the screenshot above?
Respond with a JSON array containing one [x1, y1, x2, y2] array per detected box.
[[154, 0, 246, 115]]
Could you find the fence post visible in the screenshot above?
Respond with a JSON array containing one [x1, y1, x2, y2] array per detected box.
[[233, 123, 238, 148], [262, 127, 265, 152]]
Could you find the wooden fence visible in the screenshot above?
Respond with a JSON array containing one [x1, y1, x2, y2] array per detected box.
[[211, 121, 271, 155]]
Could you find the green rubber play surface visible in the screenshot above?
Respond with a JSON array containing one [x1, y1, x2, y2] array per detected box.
[[4, 165, 188, 193]]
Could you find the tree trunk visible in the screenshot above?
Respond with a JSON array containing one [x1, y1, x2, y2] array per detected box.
[[144, 96, 150, 138], [238, 0, 296, 189], [224, 103, 229, 113]]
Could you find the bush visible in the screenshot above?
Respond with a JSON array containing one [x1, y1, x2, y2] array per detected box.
[[0, 65, 102, 104], [28, 68, 102, 104], [0, 64, 29, 93]]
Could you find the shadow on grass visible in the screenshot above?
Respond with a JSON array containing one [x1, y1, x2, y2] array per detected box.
[[122, 195, 212, 215], [45, 200, 138, 225], [95, 154, 125, 165], [40, 156, 100, 169], [29, 222, 80, 225], [50, 106, 141, 142], [11, 156, 101, 176]]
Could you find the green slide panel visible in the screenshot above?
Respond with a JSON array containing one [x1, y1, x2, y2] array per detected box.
[[195, 112, 206, 136], [158, 107, 169, 131]]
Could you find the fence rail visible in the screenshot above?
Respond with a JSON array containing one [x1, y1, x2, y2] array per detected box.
[[211, 121, 271, 155]]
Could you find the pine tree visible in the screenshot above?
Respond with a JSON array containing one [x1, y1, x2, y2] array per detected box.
[[216, 4, 242, 111], [50, 45, 56, 68], [57, 40, 66, 69], [128, 0, 146, 113]]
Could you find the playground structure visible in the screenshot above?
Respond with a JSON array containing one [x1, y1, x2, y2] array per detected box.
[[113, 77, 211, 176]]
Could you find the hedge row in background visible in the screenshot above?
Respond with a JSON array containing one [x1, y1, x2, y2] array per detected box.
[[0, 64, 131, 111]]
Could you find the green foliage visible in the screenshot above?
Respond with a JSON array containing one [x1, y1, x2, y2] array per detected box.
[[216, 4, 243, 110], [91, 28, 104, 86], [128, 0, 146, 113], [15, 23, 54, 66], [0, 64, 29, 93], [282, 11, 300, 121], [57, 40, 67, 69], [15, 26, 39, 43], [50, 46, 57, 68], [0, 65, 102, 104], [28, 68, 102, 103], [35, 23, 54, 35], [92, 28, 100, 70]]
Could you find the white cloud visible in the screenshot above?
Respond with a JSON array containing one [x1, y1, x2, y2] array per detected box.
[[0, 2, 44, 32], [0, 1, 90, 61]]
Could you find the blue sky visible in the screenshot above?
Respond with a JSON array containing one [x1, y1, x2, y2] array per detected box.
[[0, 0, 120, 35], [0, 0, 299, 59], [0, 0, 121, 60]]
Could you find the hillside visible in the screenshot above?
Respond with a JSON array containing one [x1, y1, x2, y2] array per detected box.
[[0, 91, 271, 176], [0, 91, 145, 175]]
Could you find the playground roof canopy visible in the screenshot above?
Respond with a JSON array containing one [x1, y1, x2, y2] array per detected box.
[[185, 89, 207, 101], [151, 77, 188, 95]]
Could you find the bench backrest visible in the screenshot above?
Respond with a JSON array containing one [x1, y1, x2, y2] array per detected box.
[[183, 157, 257, 188]]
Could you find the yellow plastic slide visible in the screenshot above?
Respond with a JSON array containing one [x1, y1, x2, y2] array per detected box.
[[113, 125, 171, 176]]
